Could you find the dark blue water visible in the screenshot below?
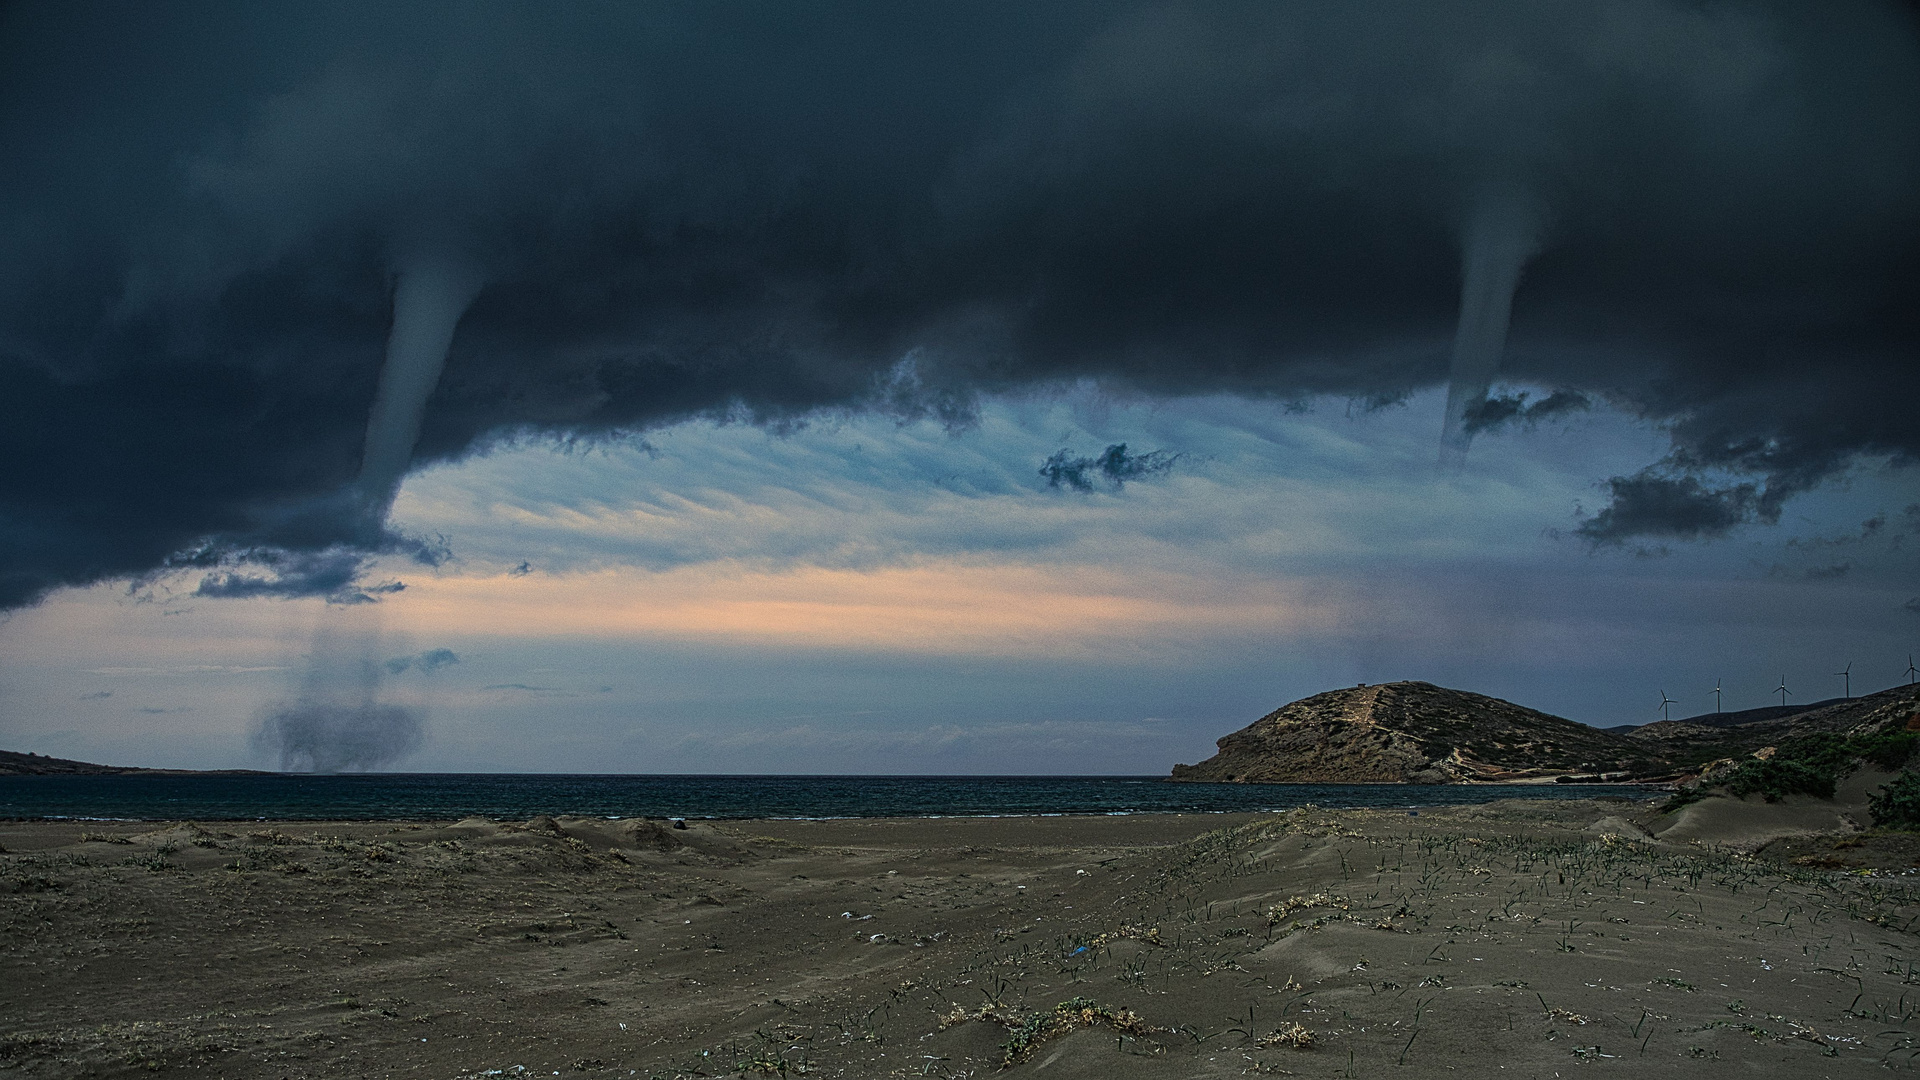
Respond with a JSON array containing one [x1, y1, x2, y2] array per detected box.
[[0, 773, 1657, 821]]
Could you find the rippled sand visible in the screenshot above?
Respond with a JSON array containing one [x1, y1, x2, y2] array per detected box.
[[3, 796, 1915, 1078]]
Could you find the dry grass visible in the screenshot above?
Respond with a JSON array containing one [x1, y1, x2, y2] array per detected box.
[[1264, 893, 1347, 925], [1256, 1022, 1316, 1049], [1084, 924, 1162, 948]]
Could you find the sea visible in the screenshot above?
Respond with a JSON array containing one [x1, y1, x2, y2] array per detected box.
[[0, 773, 1659, 822]]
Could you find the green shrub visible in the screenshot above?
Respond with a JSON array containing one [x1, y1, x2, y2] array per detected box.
[[1704, 727, 1918, 803], [1771, 730, 1914, 775], [1859, 730, 1920, 771], [1716, 757, 1836, 802], [1870, 770, 1920, 829]]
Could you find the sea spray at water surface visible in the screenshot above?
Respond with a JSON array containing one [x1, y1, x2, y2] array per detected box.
[[255, 698, 424, 773], [253, 613, 425, 772]]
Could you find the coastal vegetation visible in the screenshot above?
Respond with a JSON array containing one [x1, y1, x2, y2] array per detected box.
[[1706, 727, 1918, 803]]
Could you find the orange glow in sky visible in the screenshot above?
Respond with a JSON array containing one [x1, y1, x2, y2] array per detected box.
[[399, 561, 1338, 656]]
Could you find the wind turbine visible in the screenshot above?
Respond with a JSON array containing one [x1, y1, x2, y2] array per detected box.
[[1711, 679, 1723, 714], [1907, 654, 1917, 686], [1835, 661, 1853, 700], [1775, 675, 1792, 708], [1658, 691, 1676, 722]]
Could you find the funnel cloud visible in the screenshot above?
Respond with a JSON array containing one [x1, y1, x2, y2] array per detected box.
[[1440, 194, 1543, 464], [360, 256, 484, 512]]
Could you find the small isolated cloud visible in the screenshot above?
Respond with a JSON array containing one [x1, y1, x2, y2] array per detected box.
[[193, 547, 411, 605], [331, 581, 408, 605], [1768, 561, 1856, 581], [384, 648, 460, 675], [1576, 472, 1759, 545], [1462, 390, 1590, 436], [1040, 444, 1178, 491]]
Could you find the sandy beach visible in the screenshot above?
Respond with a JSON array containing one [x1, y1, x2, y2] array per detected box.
[[4, 794, 1917, 1079]]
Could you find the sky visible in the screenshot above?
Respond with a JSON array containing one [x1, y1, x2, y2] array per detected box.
[[1, 1, 1917, 773]]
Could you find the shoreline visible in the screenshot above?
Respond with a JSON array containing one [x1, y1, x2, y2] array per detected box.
[[0, 773, 1667, 825]]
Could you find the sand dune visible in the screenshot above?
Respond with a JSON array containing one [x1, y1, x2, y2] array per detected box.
[[3, 798, 1916, 1077]]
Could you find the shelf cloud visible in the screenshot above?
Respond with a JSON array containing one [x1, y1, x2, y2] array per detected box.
[[2, 0, 1915, 608]]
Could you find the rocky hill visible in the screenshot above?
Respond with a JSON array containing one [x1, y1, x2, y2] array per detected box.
[[1170, 681, 1920, 784], [1170, 681, 1664, 784]]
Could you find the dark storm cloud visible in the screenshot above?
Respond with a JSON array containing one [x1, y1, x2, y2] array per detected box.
[[2, 0, 1917, 607], [1576, 473, 1759, 544]]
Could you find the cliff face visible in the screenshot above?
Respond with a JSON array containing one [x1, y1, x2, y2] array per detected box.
[[1170, 681, 1663, 784]]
